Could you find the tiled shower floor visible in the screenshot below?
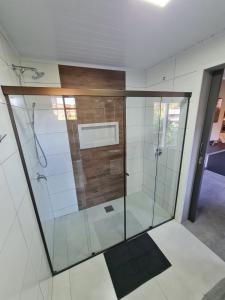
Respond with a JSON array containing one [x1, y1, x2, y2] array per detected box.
[[52, 191, 171, 272]]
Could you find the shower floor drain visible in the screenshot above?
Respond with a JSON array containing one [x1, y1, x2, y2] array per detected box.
[[104, 205, 114, 213]]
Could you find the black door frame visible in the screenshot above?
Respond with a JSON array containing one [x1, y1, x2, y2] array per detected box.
[[189, 68, 224, 222]]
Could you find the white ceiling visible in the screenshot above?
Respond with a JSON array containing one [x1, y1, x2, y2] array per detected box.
[[1, 0, 225, 68]]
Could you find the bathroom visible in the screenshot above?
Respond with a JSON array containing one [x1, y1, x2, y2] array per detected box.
[[4, 64, 188, 274], [2, 1, 225, 299]]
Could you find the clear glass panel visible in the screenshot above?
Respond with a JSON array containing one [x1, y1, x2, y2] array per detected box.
[[8, 93, 188, 273], [9, 95, 92, 272], [125, 97, 161, 238], [74, 96, 125, 254], [152, 97, 188, 226], [8, 94, 125, 272]]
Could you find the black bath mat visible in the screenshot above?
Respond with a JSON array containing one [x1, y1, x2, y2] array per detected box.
[[104, 233, 171, 299]]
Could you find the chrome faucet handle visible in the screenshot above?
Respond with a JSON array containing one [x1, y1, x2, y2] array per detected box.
[[0, 134, 7, 143], [36, 172, 47, 182]]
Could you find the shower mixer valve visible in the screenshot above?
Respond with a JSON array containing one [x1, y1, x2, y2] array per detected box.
[[155, 148, 162, 157], [36, 172, 47, 182]]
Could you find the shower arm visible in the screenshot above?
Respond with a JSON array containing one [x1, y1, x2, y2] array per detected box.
[[12, 64, 45, 79], [12, 64, 37, 74]]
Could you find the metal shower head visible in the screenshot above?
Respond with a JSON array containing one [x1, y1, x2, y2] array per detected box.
[[12, 64, 45, 80], [32, 70, 45, 80]]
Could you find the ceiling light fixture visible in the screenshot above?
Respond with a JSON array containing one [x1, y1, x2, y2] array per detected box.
[[142, 0, 171, 7]]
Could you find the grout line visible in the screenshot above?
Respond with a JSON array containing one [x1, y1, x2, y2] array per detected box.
[[0, 147, 18, 166], [68, 267, 73, 300], [46, 170, 74, 179], [0, 209, 18, 254], [155, 277, 169, 300]]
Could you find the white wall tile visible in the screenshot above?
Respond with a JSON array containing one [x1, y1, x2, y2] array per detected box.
[[0, 32, 52, 300], [175, 45, 204, 77], [147, 57, 176, 87], [127, 157, 143, 175], [143, 174, 155, 194], [52, 271, 71, 300], [9, 95, 27, 108], [126, 141, 144, 159], [2, 151, 28, 210], [31, 178, 54, 224], [126, 69, 146, 89], [0, 103, 17, 163], [127, 172, 143, 195], [126, 107, 145, 126], [20, 252, 39, 300], [34, 110, 67, 134], [143, 157, 156, 178], [126, 125, 144, 143], [24, 95, 63, 110], [143, 141, 156, 158], [29, 225, 46, 281], [44, 153, 73, 176], [126, 97, 146, 107], [69, 255, 116, 300], [13, 106, 33, 144], [38, 132, 70, 156], [0, 219, 28, 300], [47, 171, 76, 195], [54, 205, 78, 218], [0, 165, 16, 250], [0, 88, 6, 104], [0, 60, 19, 87], [50, 189, 78, 212], [17, 192, 37, 249]]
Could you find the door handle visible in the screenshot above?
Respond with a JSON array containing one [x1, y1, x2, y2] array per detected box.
[[198, 142, 204, 165], [198, 156, 204, 165], [155, 148, 162, 157]]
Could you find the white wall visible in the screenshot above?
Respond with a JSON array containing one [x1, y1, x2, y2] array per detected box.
[[147, 31, 225, 221], [0, 31, 52, 300]]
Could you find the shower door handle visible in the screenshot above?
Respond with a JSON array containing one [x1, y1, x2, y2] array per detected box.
[[155, 148, 162, 157]]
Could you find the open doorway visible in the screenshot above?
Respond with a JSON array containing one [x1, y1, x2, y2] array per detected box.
[[184, 69, 225, 260]]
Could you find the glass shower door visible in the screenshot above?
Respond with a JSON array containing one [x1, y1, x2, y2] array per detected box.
[[68, 96, 125, 256], [125, 97, 161, 238], [125, 96, 189, 234], [6, 89, 189, 274], [152, 97, 188, 226]]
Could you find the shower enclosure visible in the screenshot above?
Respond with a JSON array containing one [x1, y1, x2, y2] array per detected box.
[[2, 86, 191, 274]]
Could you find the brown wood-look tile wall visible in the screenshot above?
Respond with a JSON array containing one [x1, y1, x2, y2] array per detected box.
[[59, 65, 125, 209]]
